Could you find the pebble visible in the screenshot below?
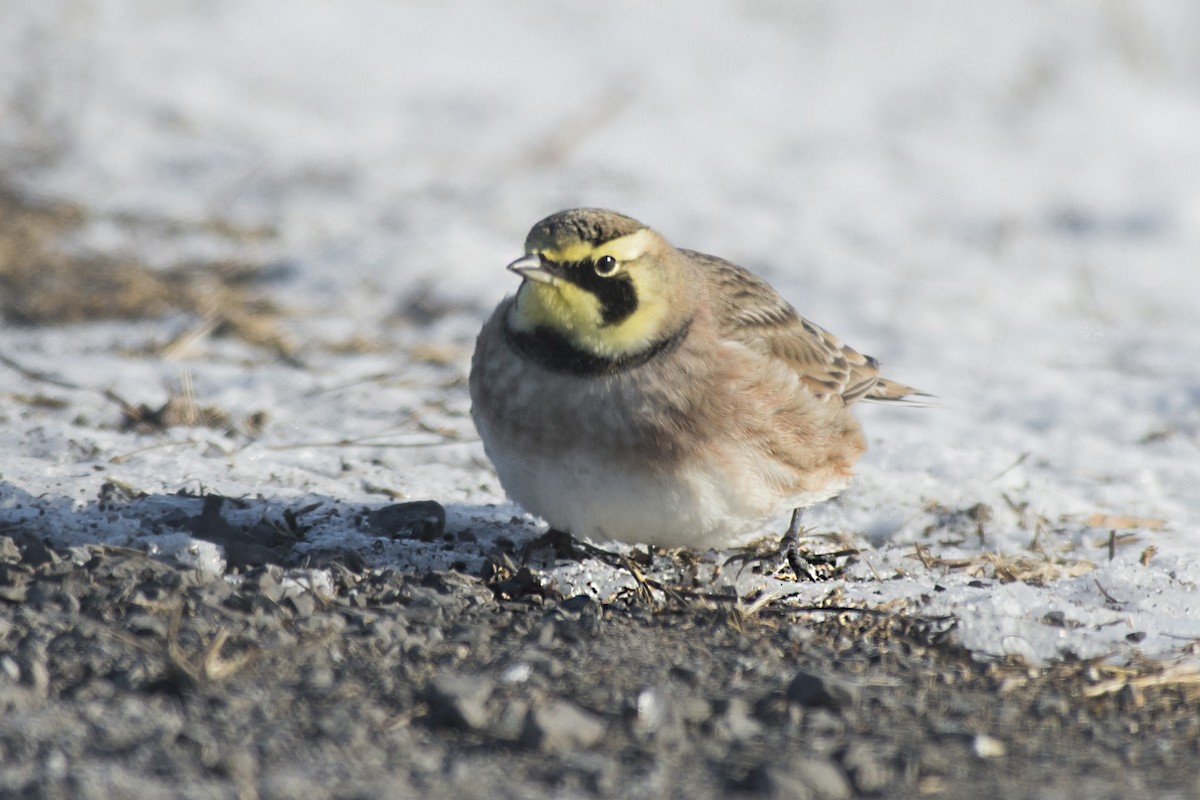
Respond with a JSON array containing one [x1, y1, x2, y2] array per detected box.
[[740, 758, 853, 800], [284, 591, 316, 618], [426, 673, 495, 731], [973, 734, 1006, 759], [18, 653, 50, 696], [787, 670, 857, 711], [522, 699, 607, 754], [367, 500, 447, 541], [715, 696, 763, 741], [628, 686, 668, 737], [488, 700, 529, 743], [0, 536, 21, 562], [841, 743, 893, 794], [793, 758, 854, 800]]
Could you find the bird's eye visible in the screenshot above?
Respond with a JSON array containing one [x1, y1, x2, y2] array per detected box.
[[594, 255, 619, 276]]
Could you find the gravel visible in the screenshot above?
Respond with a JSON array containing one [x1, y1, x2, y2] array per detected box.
[[1, 532, 1199, 800]]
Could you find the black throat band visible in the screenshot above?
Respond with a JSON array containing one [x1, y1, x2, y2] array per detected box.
[[504, 319, 692, 377]]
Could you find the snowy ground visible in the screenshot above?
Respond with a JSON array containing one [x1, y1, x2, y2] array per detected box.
[[2, 0, 1198, 666]]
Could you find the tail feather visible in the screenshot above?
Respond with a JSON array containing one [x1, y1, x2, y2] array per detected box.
[[865, 378, 935, 407]]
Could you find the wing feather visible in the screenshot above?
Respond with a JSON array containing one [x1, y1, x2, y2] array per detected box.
[[683, 249, 923, 405]]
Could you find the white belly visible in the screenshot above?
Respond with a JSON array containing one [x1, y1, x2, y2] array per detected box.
[[482, 437, 845, 548]]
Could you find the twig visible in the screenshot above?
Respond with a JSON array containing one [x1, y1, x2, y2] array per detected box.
[[109, 439, 199, 464], [159, 315, 220, 360], [1083, 664, 1200, 699], [1094, 579, 1124, 605], [989, 451, 1030, 482], [0, 352, 84, 390]]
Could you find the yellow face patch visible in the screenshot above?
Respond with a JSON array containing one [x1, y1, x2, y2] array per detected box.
[[512, 278, 602, 336], [508, 229, 675, 360]]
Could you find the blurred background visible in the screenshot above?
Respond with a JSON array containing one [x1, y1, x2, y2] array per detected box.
[[4, 0, 1198, 314], [2, 0, 1198, 541]]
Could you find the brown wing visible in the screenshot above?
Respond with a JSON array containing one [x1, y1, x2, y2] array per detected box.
[[684, 249, 922, 405]]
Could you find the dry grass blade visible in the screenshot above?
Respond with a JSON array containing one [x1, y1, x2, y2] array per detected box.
[[1083, 663, 1200, 700], [165, 607, 254, 686], [0, 182, 295, 360], [909, 546, 1095, 585]]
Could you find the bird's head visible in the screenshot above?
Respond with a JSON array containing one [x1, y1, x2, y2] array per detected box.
[[505, 208, 689, 359]]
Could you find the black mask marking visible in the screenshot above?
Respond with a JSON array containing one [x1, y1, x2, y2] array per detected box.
[[542, 257, 638, 327]]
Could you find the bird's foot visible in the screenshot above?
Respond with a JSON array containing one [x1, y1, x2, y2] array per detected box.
[[779, 523, 829, 582], [725, 509, 847, 582]]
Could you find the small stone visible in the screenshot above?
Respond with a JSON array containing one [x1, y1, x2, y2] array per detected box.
[[225, 591, 279, 617], [242, 566, 284, 601], [20, 655, 50, 696], [717, 696, 762, 741], [285, 592, 316, 618], [841, 744, 892, 795], [556, 594, 600, 617], [741, 758, 852, 800], [738, 764, 811, 799], [522, 699, 606, 754], [219, 749, 258, 789], [752, 691, 792, 725], [303, 665, 336, 692], [795, 758, 853, 800], [426, 673, 495, 731], [13, 532, 58, 567], [1034, 693, 1070, 718], [223, 540, 279, 570], [191, 579, 233, 605], [368, 501, 446, 541], [126, 613, 167, 637], [41, 749, 68, 781], [629, 686, 667, 737], [500, 663, 532, 684], [787, 670, 856, 711], [973, 734, 1006, 758], [0, 537, 21, 562], [668, 664, 700, 686], [488, 700, 529, 742], [805, 708, 847, 738], [678, 696, 712, 724]]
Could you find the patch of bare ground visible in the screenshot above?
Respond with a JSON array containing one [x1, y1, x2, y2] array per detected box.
[[0, 522, 1197, 800], [0, 182, 293, 359]]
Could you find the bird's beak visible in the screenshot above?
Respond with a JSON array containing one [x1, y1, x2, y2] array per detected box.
[[506, 254, 557, 285]]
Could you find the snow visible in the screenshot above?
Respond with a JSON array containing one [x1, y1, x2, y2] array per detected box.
[[2, 0, 1199, 666]]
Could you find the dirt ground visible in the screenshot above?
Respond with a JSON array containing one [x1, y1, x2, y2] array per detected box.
[[1, 530, 1199, 800]]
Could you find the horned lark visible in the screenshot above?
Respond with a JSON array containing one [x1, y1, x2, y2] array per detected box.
[[469, 209, 923, 550]]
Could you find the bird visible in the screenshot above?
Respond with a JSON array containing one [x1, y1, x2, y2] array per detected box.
[[469, 208, 923, 556]]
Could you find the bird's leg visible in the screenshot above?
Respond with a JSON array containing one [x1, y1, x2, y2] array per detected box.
[[724, 509, 825, 579], [781, 508, 821, 582]]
